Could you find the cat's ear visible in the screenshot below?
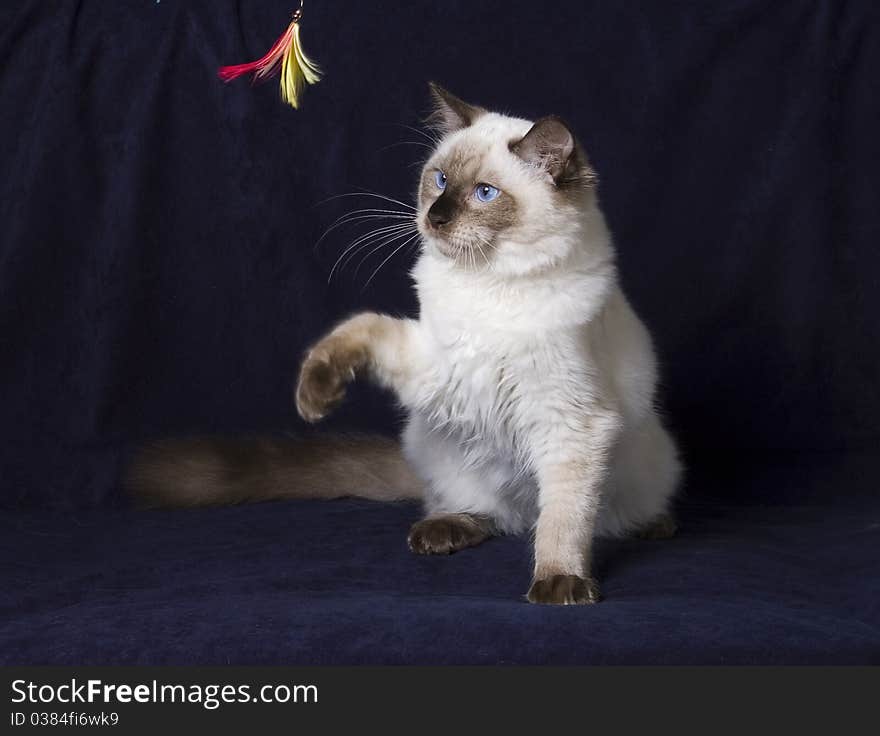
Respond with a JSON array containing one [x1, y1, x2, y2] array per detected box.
[[428, 82, 485, 134], [511, 116, 584, 185]]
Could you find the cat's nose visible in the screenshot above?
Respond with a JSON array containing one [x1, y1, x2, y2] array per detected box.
[[428, 210, 450, 227], [427, 198, 454, 228]]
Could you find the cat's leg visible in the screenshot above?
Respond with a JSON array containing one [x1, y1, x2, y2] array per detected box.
[[295, 312, 422, 422], [526, 408, 622, 605]]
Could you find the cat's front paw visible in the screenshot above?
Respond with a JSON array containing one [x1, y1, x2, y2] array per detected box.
[[527, 574, 599, 605], [295, 340, 361, 422]]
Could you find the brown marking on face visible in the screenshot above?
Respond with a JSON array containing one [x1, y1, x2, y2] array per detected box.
[[418, 148, 520, 261], [407, 513, 496, 555]]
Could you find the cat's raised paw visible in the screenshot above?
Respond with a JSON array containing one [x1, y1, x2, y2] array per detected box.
[[295, 343, 357, 422], [527, 574, 599, 605], [407, 514, 491, 555]]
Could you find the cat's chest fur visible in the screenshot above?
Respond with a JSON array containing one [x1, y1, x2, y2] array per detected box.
[[416, 329, 521, 449], [406, 255, 604, 460]]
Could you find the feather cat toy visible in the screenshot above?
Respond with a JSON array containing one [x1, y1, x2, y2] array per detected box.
[[218, 1, 321, 109]]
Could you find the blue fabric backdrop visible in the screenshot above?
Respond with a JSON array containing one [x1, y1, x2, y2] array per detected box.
[[1, 0, 878, 664]]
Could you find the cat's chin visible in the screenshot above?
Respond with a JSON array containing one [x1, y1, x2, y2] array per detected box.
[[421, 235, 462, 262]]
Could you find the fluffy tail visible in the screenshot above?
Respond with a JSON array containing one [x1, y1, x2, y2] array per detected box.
[[126, 435, 422, 508]]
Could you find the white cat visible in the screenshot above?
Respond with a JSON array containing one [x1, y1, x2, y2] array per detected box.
[[131, 84, 681, 605], [294, 85, 682, 604]]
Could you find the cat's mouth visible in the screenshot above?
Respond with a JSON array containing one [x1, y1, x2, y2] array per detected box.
[[429, 236, 459, 259], [419, 219, 491, 265], [424, 234, 468, 263], [418, 217, 455, 257]]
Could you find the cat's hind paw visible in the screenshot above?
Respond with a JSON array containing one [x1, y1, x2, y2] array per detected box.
[[634, 513, 678, 540]]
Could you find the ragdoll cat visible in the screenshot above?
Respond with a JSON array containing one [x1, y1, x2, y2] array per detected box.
[[131, 84, 681, 605]]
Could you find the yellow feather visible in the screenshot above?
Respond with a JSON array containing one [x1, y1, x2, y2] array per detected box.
[[292, 24, 321, 84], [280, 21, 321, 109]]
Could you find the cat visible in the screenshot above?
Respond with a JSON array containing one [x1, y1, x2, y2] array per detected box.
[[130, 84, 682, 605]]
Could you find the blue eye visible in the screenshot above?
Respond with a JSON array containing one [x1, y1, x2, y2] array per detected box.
[[434, 170, 447, 190], [475, 183, 500, 202]]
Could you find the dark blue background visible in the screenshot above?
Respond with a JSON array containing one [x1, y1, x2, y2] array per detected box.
[[1, 0, 878, 663]]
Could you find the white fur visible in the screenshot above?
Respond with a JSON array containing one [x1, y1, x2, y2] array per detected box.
[[397, 113, 680, 551], [316, 110, 681, 581]]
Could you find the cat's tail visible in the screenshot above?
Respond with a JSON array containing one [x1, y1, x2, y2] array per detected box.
[[126, 434, 422, 508]]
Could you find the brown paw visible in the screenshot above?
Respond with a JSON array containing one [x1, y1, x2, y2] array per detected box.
[[634, 513, 678, 540], [295, 340, 361, 422], [527, 574, 599, 605], [407, 514, 492, 555]]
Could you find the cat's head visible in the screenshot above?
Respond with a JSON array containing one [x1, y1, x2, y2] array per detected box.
[[416, 83, 597, 277]]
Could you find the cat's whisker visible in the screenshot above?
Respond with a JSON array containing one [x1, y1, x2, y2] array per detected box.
[[351, 189, 418, 212], [474, 235, 497, 266], [338, 222, 416, 258], [334, 212, 414, 227], [329, 207, 415, 221], [475, 240, 491, 269], [334, 226, 417, 276], [318, 191, 417, 211], [394, 123, 442, 147], [459, 243, 470, 271], [363, 232, 422, 289], [335, 228, 418, 279], [350, 226, 419, 275], [315, 210, 415, 250], [328, 223, 417, 282], [377, 140, 435, 154]]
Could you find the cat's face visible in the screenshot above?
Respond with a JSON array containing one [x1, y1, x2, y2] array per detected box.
[[417, 84, 596, 277]]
